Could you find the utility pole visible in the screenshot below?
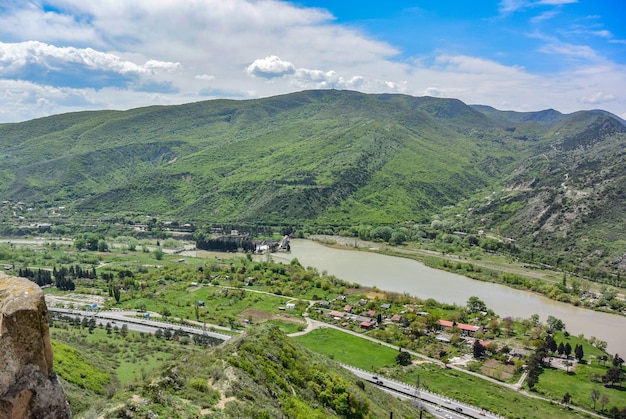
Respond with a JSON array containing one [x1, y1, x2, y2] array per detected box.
[[413, 375, 423, 419]]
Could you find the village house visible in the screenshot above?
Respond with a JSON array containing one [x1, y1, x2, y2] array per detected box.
[[437, 319, 482, 336], [328, 310, 345, 320]]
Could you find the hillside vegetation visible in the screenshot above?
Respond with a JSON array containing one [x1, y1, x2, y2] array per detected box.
[[1, 89, 625, 269], [98, 323, 418, 418]]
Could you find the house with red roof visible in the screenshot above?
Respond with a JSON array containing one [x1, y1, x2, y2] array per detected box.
[[328, 310, 345, 319], [437, 319, 481, 336]]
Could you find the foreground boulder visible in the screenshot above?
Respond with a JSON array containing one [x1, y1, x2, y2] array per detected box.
[[0, 273, 71, 418]]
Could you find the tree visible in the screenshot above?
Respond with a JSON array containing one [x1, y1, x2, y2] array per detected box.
[[564, 342, 572, 358], [485, 342, 499, 355], [561, 392, 571, 405], [544, 335, 557, 354], [602, 367, 625, 386], [369, 226, 394, 242], [612, 353, 624, 368], [590, 389, 600, 410], [502, 316, 515, 336], [154, 247, 164, 260], [112, 285, 121, 304], [120, 323, 128, 338], [595, 340, 608, 352], [467, 296, 487, 313], [396, 351, 411, 366], [600, 394, 610, 411], [473, 339, 486, 359], [162, 328, 172, 340], [530, 314, 540, 326], [557, 342, 565, 357], [97, 239, 108, 252], [525, 348, 545, 390], [526, 368, 540, 390], [389, 231, 406, 245], [74, 237, 87, 251], [546, 315, 565, 332], [574, 344, 584, 361]]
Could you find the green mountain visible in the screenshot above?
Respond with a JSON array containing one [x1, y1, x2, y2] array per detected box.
[[463, 108, 626, 272], [1, 89, 625, 267], [106, 324, 418, 418], [0, 90, 524, 222]]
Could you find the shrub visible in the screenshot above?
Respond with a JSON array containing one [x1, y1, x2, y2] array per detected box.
[[189, 378, 209, 393]]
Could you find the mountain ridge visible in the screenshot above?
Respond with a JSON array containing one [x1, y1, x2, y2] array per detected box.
[[1, 89, 625, 270]]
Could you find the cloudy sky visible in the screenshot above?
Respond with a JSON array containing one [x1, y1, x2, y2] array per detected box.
[[0, 0, 624, 123]]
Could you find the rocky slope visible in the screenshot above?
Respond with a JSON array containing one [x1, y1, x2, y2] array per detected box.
[[0, 273, 72, 418]]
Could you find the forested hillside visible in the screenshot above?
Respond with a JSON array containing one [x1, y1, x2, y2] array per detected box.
[[1, 89, 625, 270]]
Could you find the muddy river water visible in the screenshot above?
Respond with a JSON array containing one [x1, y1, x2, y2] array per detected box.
[[274, 239, 626, 355]]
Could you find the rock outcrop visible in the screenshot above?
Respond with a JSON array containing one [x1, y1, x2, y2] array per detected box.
[[0, 273, 72, 419]]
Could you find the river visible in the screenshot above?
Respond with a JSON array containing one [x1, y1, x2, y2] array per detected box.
[[274, 239, 626, 355]]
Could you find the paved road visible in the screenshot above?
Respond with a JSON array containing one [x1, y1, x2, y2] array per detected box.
[[49, 307, 233, 341], [342, 364, 495, 419]]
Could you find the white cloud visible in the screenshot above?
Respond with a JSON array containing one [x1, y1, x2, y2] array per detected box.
[[538, 41, 599, 60], [246, 55, 296, 78], [0, 0, 623, 123], [0, 79, 93, 122], [531, 10, 559, 22], [246, 57, 405, 93], [592, 30, 612, 38], [0, 41, 159, 75], [145, 60, 181, 71], [580, 91, 615, 105], [499, 0, 530, 14], [499, 0, 577, 14], [424, 87, 443, 97]]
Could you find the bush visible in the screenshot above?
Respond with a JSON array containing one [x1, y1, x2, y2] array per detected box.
[[189, 378, 209, 393], [396, 351, 411, 366]]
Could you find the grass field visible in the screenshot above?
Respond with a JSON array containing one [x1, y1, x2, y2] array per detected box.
[[295, 328, 596, 419], [293, 327, 402, 371]]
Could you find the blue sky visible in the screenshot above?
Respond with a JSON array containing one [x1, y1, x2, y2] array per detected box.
[[0, 0, 624, 122]]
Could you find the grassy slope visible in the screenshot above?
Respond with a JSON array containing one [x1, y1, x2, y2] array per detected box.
[[0, 90, 521, 224], [105, 323, 420, 418]]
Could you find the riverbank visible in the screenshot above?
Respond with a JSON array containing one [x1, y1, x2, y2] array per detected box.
[[308, 234, 626, 319], [285, 237, 626, 355]]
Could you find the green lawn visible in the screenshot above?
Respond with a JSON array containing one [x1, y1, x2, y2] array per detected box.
[[534, 361, 626, 413], [293, 327, 398, 370]]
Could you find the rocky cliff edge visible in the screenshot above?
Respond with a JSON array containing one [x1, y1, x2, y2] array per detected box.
[[0, 273, 71, 419]]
